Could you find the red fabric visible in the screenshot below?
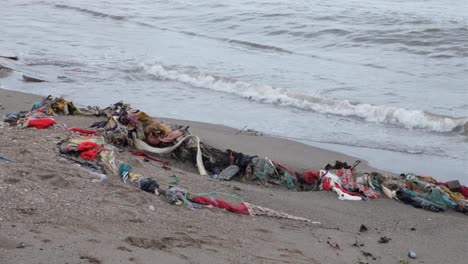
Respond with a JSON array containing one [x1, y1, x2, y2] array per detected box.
[[322, 177, 361, 196], [302, 170, 320, 185], [191, 196, 250, 215], [77, 142, 98, 151], [27, 118, 56, 129], [81, 150, 98, 160], [462, 186, 468, 198], [129, 150, 170, 165], [69, 127, 99, 136], [80, 145, 107, 160], [77, 142, 107, 161], [321, 177, 333, 190]]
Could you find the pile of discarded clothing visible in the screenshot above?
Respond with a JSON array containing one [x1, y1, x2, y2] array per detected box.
[[58, 134, 118, 181], [3, 96, 468, 216], [3, 95, 100, 129], [310, 161, 468, 214]]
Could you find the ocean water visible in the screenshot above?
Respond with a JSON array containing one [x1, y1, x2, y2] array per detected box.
[[1, 0, 467, 182]]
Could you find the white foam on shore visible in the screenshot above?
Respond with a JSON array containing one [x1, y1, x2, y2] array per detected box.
[[141, 62, 468, 134]]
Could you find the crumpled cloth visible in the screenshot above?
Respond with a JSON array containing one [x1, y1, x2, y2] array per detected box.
[[320, 170, 362, 201], [166, 186, 193, 209], [191, 196, 250, 215], [190, 196, 320, 223], [27, 118, 56, 129], [337, 169, 380, 199], [133, 134, 207, 176], [138, 177, 159, 193]]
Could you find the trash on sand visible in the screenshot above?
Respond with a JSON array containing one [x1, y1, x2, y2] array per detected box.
[[16, 242, 25, 248], [0, 157, 15, 162], [4, 95, 468, 217], [408, 251, 417, 259], [79, 167, 107, 183], [119, 163, 160, 195], [27, 118, 56, 129], [359, 224, 369, 232], [378, 236, 391, 243]]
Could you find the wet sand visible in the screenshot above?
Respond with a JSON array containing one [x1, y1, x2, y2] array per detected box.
[[1, 87, 467, 264]]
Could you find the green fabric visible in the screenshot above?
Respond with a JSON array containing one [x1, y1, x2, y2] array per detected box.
[[371, 176, 383, 192], [423, 187, 457, 209], [274, 172, 296, 190], [254, 159, 275, 180]]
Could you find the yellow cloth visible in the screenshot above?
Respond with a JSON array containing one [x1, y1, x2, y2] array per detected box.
[[136, 111, 172, 137], [440, 186, 466, 203], [129, 172, 143, 183]]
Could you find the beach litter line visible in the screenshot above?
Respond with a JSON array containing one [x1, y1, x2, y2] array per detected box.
[[2, 95, 468, 216]]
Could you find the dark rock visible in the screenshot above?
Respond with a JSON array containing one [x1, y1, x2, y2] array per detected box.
[[378, 236, 391, 243], [359, 224, 368, 232]]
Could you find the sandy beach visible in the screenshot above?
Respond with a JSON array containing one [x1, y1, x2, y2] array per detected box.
[[1, 87, 467, 264]]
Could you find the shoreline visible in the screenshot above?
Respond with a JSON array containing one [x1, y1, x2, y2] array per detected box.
[[1, 87, 468, 264], [0, 87, 382, 175]]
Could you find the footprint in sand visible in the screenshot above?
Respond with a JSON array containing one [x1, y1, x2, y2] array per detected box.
[[35, 172, 73, 188]]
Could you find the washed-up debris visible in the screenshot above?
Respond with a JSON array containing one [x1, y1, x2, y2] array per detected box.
[[326, 241, 340, 250], [16, 242, 25, 249], [352, 240, 365, 248], [361, 251, 376, 260], [408, 251, 417, 259], [378, 236, 391, 243], [0, 157, 15, 162], [359, 224, 368, 232], [3, 95, 468, 221]]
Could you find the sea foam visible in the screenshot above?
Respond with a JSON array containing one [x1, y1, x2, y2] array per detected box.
[[142, 62, 468, 134]]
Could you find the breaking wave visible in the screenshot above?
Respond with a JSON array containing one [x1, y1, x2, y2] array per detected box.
[[141, 62, 468, 134]]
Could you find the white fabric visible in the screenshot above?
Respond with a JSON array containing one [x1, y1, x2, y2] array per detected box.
[[320, 170, 362, 201], [334, 187, 362, 201], [133, 134, 207, 176]]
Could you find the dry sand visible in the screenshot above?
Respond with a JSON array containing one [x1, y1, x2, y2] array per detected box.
[[1, 88, 467, 264]]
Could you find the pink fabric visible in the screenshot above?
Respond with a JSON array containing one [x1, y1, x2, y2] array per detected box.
[[337, 169, 380, 199], [160, 129, 184, 143], [27, 118, 56, 129], [191, 196, 250, 215], [321, 177, 361, 196]]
